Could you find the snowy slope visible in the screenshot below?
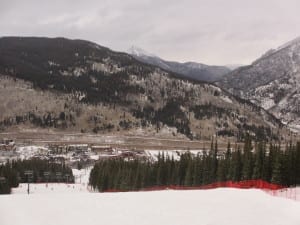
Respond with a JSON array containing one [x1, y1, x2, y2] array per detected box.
[[1, 187, 300, 225]]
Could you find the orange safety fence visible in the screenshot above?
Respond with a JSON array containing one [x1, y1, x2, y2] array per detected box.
[[105, 180, 287, 193], [104, 180, 300, 201]]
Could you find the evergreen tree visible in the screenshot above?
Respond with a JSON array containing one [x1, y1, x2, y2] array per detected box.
[[225, 142, 231, 181], [88, 141, 300, 192], [271, 151, 283, 185], [241, 134, 253, 180], [230, 148, 242, 182], [252, 142, 265, 180]]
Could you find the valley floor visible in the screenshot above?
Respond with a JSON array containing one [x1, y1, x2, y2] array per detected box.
[[0, 130, 246, 151]]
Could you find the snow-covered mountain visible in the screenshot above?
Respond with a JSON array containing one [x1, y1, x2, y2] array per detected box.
[[218, 37, 300, 132], [128, 46, 231, 82]]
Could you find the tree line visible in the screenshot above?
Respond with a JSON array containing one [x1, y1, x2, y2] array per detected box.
[[0, 159, 74, 194], [89, 136, 300, 192]]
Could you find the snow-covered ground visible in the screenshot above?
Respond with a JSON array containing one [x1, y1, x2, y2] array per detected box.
[[1, 165, 300, 225], [1, 188, 300, 225], [72, 167, 91, 185], [16, 145, 49, 160], [268, 187, 300, 201]]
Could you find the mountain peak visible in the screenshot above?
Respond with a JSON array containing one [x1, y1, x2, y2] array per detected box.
[[127, 45, 156, 57], [225, 64, 243, 70]]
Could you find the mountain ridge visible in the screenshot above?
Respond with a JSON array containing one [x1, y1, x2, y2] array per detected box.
[[128, 46, 231, 82], [0, 36, 286, 140]]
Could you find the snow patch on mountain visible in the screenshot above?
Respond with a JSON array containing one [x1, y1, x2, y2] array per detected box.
[[127, 45, 157, 58], [184, 62, 206, 69]]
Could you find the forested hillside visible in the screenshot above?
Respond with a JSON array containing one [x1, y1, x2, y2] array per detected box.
[[0, 37, 286, 141]]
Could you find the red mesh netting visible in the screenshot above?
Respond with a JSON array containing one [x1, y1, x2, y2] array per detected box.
[[105, 180, 286, 192]]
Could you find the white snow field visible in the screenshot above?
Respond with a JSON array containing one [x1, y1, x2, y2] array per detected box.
[[1, 167, 300, 225], [1, 186, 300, 225], [1, 166, 300, 225]]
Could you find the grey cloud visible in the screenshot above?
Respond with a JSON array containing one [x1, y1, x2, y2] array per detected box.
[[1, 0, 300, 65]]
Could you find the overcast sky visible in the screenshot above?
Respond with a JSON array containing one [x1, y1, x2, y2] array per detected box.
[[1, 0, 300, 65]]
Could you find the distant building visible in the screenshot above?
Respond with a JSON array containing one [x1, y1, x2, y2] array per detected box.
[[120, 150, 147, 161], [67, 144, 89, 153], [0, 139, 16, 151], [48, 144, 68, 154], [91, 145, 114, 155]]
